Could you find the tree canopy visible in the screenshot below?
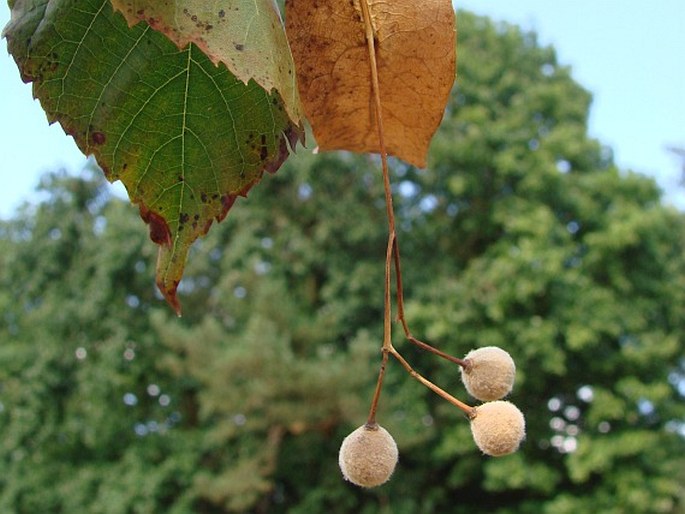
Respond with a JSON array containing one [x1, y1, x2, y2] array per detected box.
[[0, 11, 684, 513]]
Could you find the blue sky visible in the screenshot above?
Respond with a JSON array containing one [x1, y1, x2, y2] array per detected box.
[[1, 1, 684, 218], [457, 0, 685, 209]]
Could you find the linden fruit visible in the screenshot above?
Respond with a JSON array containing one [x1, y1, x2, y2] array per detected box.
[[470, 400, 526, 456], [460, 346, 516, 401], [338, 423, 398, 487]]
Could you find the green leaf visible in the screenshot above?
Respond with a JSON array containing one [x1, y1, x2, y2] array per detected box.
[[109, 0, 303, 123], [3, 0, 303, 313]]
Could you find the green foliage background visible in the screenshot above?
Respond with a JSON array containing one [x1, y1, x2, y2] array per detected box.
[[1, 11, 684, 513]]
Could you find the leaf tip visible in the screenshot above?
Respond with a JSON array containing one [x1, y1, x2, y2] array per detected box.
[[157, 276, 182, 317]]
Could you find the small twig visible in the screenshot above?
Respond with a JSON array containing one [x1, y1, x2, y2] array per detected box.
[[359, 0, 469, 424], [389, 346, 474, 416], [360, 0, 395, 423], [407, 336, 468, 367], [393, 243, 467, 367], [366, 347, 389, 426]]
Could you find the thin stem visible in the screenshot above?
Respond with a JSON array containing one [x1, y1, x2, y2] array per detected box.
[[359, 2, 396, 234], [392, 241, 406, 326], [407, 336, 468, 367], [359, 0, 394, 350], [382, 232, 395, 347], [366, 348, 389, 426], [360, 0, 395, 424], [389, 346, 474, 416], [359, 0, 470, 424], [392, 238, 467, 368]]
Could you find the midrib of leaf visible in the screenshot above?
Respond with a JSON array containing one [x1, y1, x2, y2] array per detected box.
[[171, 45, 192, 273]]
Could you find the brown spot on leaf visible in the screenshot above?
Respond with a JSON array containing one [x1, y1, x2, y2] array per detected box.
[[265, 123, 304, 174], [218, 194, 237, 221], [91, 131, 106, 145], [260, 134, 268, 161], [139, 205, 172, 246]]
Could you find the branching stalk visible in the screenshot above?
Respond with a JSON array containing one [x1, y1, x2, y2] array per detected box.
[[360, 0, 469, 424], [360, 0, 396, 424], [390, 217, 467, 366], [389, 346, 474, 415]]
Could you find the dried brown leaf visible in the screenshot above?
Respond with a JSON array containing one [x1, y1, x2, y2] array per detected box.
[[285, 0, 456, 168]]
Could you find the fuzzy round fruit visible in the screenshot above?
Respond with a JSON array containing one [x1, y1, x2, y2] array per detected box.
[[470, 400, 525, 456], [338, 424, 398, 487], [460, 346, 516, 401]]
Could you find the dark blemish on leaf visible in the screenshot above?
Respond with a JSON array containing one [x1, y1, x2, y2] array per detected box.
[[234, 43, 244, 51], [218, 195, 237, 222], [178, 175, 184, 182], [265, 123, 303, 175], [122, 163, 128, 171], [218, 9, 225, 18], [139, 205, 172, 247], [91, 131, 106, 145], [180, 213, 190, 224], [191, 15, 198, 22], [201, 192, 208, 203], [260, 134, 268, 161], [212, 194, 219, 200]]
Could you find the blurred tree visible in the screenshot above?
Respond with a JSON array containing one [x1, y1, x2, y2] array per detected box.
[[0, 10, 684, 514]]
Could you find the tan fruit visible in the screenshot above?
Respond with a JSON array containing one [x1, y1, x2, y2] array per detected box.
[[338, 424, 398, 487], [470, 400, 526, 456], [460, 346, 516, 401]]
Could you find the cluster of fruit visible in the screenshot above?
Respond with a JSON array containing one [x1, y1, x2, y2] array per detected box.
[[339, 346, 525, 487]]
